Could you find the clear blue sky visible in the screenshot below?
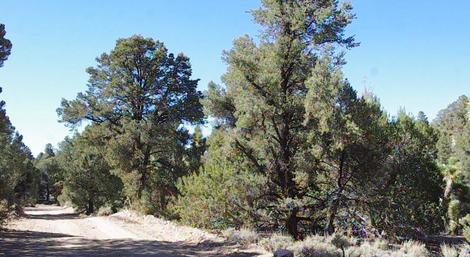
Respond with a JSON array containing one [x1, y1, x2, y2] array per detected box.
[[0, 1, 469, 155]]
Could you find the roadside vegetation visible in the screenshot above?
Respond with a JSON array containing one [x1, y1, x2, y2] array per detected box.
[[0, 0, 469, 256]]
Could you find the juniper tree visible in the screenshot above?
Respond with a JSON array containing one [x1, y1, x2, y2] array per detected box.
[[35, 144, 59, 202], [203, 0, 357, 238], [58, 35, 204, 213], [54, 126, 123, 214], [186, 125, 207, 173]]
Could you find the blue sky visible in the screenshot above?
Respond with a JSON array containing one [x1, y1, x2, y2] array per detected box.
[[0, 1, 469, 155]]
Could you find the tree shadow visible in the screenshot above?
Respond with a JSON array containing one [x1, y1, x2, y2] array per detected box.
[[24, 213, 80, 220], [23, 206, 65, 212], [0, 229, 262, 257]]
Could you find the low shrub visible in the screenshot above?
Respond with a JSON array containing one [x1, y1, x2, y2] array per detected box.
[[441, 244, 458, 257], [292, 236, 342, 257], [97, 205, 114, 216], [458, 244, 470, 257], [398, 240, 429, 257], [460, 214, 470, 242], [346, 239, 428, 257], [222, 228, 259, 246], [259, 233, 293, 252]]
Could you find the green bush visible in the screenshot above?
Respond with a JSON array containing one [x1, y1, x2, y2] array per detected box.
[[174, 162, 266, 229], [97, 205, 115, 216], [449, 200, 461, 234], [460, 214, 470, 242]]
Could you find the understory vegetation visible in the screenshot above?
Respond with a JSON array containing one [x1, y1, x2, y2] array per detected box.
[[0, 0, 469, 255]]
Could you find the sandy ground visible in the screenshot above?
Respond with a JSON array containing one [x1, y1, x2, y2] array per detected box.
[[0, 205, 267, 257]]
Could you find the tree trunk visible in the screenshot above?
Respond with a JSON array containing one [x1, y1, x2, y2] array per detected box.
[[326, 198, 339, 234], [46, 182, 50, 203], [87, 198, 94, 215], [326, 151, 346, 235], [286, 208, 299, 239]]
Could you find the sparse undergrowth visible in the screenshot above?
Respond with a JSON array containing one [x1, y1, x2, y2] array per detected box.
[[221, 227, 470, 257]]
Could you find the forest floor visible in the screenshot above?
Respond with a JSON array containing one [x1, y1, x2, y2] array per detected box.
[[0, 204, 267, 257]]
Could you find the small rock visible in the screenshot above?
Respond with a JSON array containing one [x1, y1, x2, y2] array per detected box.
[[273, 249, 294, 257]]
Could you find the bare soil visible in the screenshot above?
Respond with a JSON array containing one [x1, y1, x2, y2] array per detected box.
[[0, 205, 267, 257]]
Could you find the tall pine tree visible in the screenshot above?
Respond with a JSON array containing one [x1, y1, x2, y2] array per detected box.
[[203, 0, 357, 238], [58, 35, 204, 213]]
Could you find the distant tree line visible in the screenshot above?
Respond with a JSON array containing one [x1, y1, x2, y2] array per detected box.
[[1, 0, 469, 242]]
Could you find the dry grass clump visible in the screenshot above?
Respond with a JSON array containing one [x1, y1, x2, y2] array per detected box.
[[398, 240, 429, 257], [217, 227, 470, 257], [291, 235, 342, 257], [221, 228, 259, 246], [259, 233, 294, 252], [97, 205, 114, 216], [347, 239, 429, 257], [440, 243, 470, 257], [441, 244, 459, 257], [255, 231, 470, 257]]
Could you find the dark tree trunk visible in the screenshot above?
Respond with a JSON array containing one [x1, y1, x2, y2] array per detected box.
[[325, 150, 346, 235], [286, 208, 299, 239], [46, 182, 50, 203], [326, 198, 339, 234], [87, 198, 94, 215]]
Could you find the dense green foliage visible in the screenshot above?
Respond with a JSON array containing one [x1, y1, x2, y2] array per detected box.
[[0, 24, 39, 225], [434, 95, 470, 235], [57, 35, 204, 214], [174, 129, 267, 229], [173, 0, 446, 240], [54, 126, 124, 214]]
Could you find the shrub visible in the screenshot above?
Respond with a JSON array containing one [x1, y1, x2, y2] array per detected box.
[[222, 228, 259, 246], [464, 227, 470, 244], [398, 240, 429, 257], [460, 214, 470, 242], [174, 162, 266, 229], [97, 205, 114, 216], [441, 244, 459, 257], [346, 239, 427, 257], [448, 200, 461, 234], [346, 241, 389, 257], [292, 236, 341, 257], [330, 234, 352, 257], [259, 233, 293, 252], [458, 243, 470, 257]]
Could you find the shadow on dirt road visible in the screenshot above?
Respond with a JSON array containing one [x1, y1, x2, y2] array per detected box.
[[0, 205, 262, 257], [0, 229, 257, 257]]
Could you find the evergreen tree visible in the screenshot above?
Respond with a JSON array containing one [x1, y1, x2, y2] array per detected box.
[[186, 126, 207, 173], [58, 35, 204, 213], [54, 126, 123, 214], [203, 0, 357, 238], [175, 129, 266, 229], [35, 144, 62, 203]]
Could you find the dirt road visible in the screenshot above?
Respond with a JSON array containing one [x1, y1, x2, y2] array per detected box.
[[0, 205, 264, 257]]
